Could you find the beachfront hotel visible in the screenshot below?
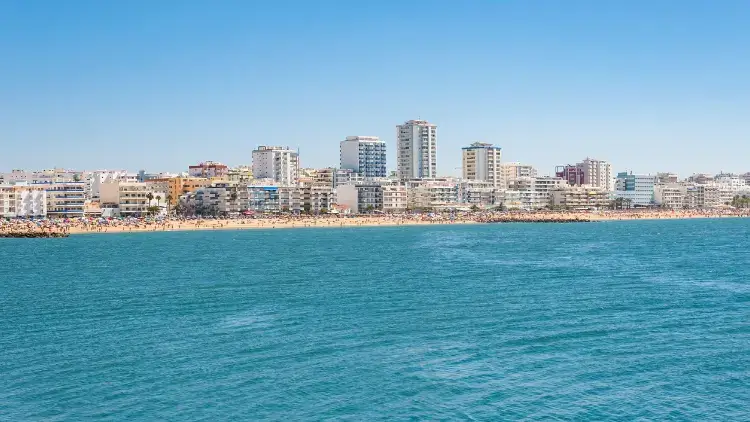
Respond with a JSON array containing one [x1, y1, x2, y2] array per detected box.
[[396, 120, 437, 179], [462, 142, 503, 187], [252, 146, 300, 186], [340, 136, 387, 178]]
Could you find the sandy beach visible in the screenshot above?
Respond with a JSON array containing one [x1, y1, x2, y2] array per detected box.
[[2, 209, 749, 236]]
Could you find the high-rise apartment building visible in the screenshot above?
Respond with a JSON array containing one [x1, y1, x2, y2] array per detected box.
[[340, 136, 387, 178], [252, 146, 300, 186], [396, 120, 437, 179], [462, 142, 502, 187], [578, 158, 614, 191]]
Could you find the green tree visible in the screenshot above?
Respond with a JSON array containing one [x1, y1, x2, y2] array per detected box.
[[155, 195, 162, 207], [166, 194, 173, 215], [470, 204, 480, 212], [146, 192, 154, 204], [320, 207, 329, 214]]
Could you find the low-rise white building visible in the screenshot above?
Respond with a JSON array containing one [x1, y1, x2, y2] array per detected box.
[[407, 180, 460, 210], [654, 184, 685, 209], [44, 182, 86, 218], [551, 186, 611, 210], [505, 176, 567, 209], [457, 180, 503, 207], [190, 182, 248, 215], [0, 184, 47, 217], [382, 184, 408, 213], [100, 182, 167, 216], [337, 183, 384, 214]]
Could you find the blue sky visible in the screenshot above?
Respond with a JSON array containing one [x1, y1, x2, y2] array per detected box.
[[1, 0, 749, 176]]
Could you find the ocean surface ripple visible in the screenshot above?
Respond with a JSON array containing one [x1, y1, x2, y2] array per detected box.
[[1, 219, 749, 420]]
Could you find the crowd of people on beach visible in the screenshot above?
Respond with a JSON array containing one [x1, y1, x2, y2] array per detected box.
[[1, 208, 749, 236]]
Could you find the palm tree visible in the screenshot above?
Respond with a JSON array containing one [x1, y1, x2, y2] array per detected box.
[[166, 194, 173, 215], [146, 192, 154, 204], [155, 195, 162, 207]]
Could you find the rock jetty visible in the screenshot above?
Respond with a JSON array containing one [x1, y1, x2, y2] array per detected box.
[[0, 232, 69, 238], [482, 216, 593, 223]]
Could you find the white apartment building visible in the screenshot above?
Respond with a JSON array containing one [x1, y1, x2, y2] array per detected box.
[[0, 184, 47, 217], [654, 184, 723, 209], [458, 180, 505, 207], [407, 181, 460, 211], [300, 185, 336, 213], [100, 182, 167, 216], [88, 170, 138, 200], [1, 169, 79, 185], [505, 176, 567, 210], [501, 162, 537, 188], [578, 158, 614, 191], [381, 184, 408, 213], [333, 168, 365, 187], [462, 142, 502, 187], [44, 182, 86, 218], [187, 182, 249, 215], [397, 120, 437, 179], [252, 146, 299, 186], [340, 136, 387, 178], [654, 184, 686, 209], [551, 186, 611, 210], [337, 183, 384, 214]]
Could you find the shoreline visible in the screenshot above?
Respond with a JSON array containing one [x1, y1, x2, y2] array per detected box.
[[3, 212, 748, 237]]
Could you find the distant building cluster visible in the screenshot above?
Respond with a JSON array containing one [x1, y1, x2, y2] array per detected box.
[[2, 118, 750, 217]]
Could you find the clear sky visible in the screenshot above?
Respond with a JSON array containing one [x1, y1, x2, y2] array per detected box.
[[1, 0, 749, 177]]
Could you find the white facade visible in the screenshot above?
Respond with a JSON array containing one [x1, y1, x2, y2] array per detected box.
[[252, 146, 300, 186], [397, 120, 437, 179], [505, 177, 568, 210], [551, 186, 611, 209], [340, 136, 387, 178], [462, 142, 502, 187], [458, 180, 503, 207], [185, 182, 248, 215], [382, 184, 408, 213], [501, 163, 537, 188], [100, 182, 167, 216], [44, 182, 87, 218], [654, 184, 686, 209], [407, 181, 459, 210], [337, 184, 383, 214], [0, 184, 47, 217], [88, 170, 138, 200], [578, 158, 614, 191]]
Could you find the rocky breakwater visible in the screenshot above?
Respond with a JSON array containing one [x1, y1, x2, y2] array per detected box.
[[0, 231, 69, 238], [481, 215, 594, 223]]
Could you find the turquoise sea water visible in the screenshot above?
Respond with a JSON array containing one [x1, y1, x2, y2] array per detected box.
[[1, 219, 749, 420]]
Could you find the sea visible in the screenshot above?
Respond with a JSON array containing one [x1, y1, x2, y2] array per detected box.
[[1, 218, 749, 420]]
